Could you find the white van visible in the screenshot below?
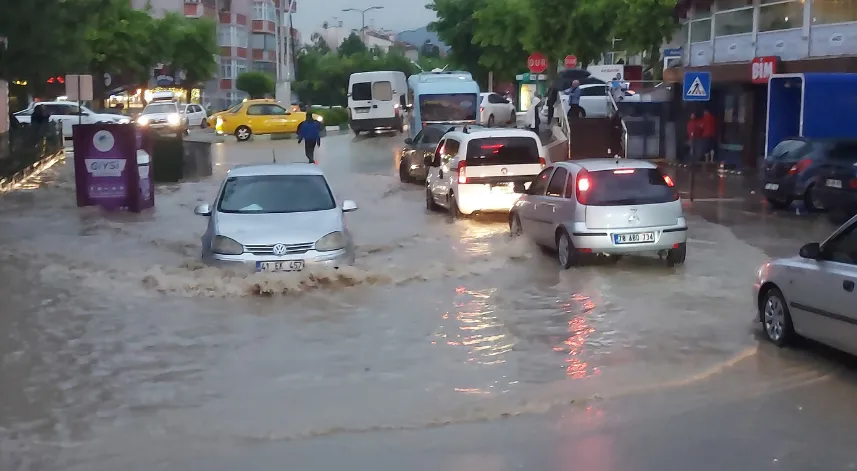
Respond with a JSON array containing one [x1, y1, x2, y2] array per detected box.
[[347, 71, 408, 135]]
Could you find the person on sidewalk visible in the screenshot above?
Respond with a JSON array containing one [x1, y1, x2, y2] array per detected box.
[[701, 110, 716, 163], [686, 112, 703, 163], [546, 85, 558, 126], [562, 80, 583, 119], [296, 111, 322, 164]]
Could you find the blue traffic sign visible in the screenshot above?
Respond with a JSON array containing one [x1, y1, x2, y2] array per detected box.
[[663, 48, 683, 57], [683, 71, 711, 102]]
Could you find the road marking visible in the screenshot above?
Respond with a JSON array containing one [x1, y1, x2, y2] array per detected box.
[[687, 238, 717, 245]]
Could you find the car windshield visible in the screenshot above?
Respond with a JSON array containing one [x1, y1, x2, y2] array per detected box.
[[584, 168, 677, 206], [419, 94, 477, 122], [142, 103, 177, 115], [226, 103, 242, 113], [217, 174, 336, 214], [465, 137, 540, 166]]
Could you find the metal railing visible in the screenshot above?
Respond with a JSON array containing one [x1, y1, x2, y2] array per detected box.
[[607, 91, 628, 158]]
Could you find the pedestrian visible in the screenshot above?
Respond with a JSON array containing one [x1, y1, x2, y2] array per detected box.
[[546, 85, 558, 126], [686, 112, 703, 163], [701, 109, 716, 163], [562, 80, 583, 119], [525, 92, 542, 132], [296, 111, 322, 164], [609, 73, 624, 104]]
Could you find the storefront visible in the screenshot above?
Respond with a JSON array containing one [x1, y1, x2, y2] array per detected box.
[[514, 73, 548, 112]]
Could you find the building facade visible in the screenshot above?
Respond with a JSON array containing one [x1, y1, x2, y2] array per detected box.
[[666, 0, 857, 168]]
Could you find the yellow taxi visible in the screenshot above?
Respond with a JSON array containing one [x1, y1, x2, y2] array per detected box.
[[214, 99, 321, 141]]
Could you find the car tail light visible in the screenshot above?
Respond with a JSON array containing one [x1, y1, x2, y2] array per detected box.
[[457, 160, 467, 184], [663, 174, 675, 187], [576, 170, 591, 204], [613, 169, 635, 174], [850, 178, 857, 189], [789, 159, 811, 175], [480, 106, 484, 115], [539, 157, 546, 168]]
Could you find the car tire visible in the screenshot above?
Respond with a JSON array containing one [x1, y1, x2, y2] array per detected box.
[[666, 242, 687, 267], [235, 125, 252, 142], [803, 184, 824, 212], [353, 129, 361, 136], [200, 119, 208, 129], [425, 187, 440, 211], [509, 212, 523, 237], [760, 287, 795, 347], [399, 159, 411, 183], [765, 196, 792, 210], [487, 115, 495, 127], [448, 193, 463, 219], [556, 229, 577, 269]]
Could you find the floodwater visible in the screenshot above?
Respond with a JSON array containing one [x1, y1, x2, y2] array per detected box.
[[0, 132, 802, 470]]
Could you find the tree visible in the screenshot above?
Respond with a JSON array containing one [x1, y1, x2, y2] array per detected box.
[[338, 32, 367, 57], [310, 33, 332, 54], [609, 0, 679, 79], [236, 71, 275, 98], [164, 15, 219, 93], [472, 0, 530, 82], [426, 0, 489, 86], [523, 0, 614, 74]]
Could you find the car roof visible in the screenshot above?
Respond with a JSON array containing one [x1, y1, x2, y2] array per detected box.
[[444, 128, 541, 142], [227, 163, 325, 177], [563, 158, 658, 172]]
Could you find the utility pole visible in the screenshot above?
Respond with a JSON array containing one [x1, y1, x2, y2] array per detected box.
[[342, 6, 383, 45], [276, 0, 294, 105]]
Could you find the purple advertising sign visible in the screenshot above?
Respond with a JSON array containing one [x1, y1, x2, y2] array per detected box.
[[74, 124, 152, 212]]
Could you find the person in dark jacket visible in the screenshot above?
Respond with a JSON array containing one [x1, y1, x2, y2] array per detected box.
[[296, 112, 322, 164], [546, 86, 558, 126]]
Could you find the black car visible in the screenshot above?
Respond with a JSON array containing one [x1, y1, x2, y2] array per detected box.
[[399, 125, 479, 183], [813, 142, 857, 223], [762, 138, 857, 211]]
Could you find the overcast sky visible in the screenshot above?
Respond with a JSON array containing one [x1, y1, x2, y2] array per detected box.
[[292, 0, 436, 35]]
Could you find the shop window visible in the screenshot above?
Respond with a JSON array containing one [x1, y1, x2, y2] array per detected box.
[[690, 19, 712, 42], [691, 4, 712, 19], [717, 0, 752, 9], [812, 0, 857, 25], [715, 8, 754, 36], [758, 1, 804, 32]]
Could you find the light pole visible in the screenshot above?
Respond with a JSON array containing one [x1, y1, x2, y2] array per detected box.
[[342, 6, 383, 45]]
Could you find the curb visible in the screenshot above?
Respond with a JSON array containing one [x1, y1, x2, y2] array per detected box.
[[0, 150, 65, 193], [663, 160, 745, 176]]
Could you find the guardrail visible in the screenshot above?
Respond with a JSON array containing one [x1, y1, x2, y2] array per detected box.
[[607, 92, 628, 159]]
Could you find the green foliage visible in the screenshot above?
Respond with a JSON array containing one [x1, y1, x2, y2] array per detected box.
[[162, 14, 219, 90], [309, 33, 332, 54], [523, 0, 613, 71], [472, 0, 530, 82], [338, 33, 368, 57], [310, 107, 348, 126], [236, 71, 276, 99], [426, 0, 489, 86], [611, 0, 679, 76]]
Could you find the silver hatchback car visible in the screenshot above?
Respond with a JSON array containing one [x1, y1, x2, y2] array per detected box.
[[509, 159, 688, 268], [194, 164, 357, 272]]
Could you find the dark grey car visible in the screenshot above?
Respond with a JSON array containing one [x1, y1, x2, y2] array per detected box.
[[399, 125, 448, 183]]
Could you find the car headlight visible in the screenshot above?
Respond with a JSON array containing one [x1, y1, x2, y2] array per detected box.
[[315, 231, 346, 252], [167, 113, 181, 126], [117, 117, 131, 124], [137, 115, 150, 126], [211, 235, 244, 255], [315, 115, 324, 123]]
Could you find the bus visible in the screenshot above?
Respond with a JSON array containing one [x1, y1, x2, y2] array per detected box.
[[406, 71, 480, 139]]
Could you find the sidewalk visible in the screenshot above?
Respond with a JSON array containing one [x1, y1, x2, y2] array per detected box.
[[661, 164, 760, 202]]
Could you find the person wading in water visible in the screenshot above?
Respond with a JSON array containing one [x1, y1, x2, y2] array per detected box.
[[297, 111, 322, 164]]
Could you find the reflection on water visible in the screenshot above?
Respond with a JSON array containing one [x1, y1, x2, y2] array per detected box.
[[557, 293, 599, 380]]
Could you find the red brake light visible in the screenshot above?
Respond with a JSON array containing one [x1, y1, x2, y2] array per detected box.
[[480, 106, 484, 114], [663, 174, 675, 187], [539, 157, 546, 167], [613, 169, 635, 174], [849, 178, 857, 189], [457, 160, 467, 184], [576, 170, 590, 204], [481, 144, 503, 149], [789, 159, 811, 175]]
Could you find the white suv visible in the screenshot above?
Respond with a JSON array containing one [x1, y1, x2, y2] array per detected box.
[[509, 159, 688, 268], [424, 128, 546, 217]]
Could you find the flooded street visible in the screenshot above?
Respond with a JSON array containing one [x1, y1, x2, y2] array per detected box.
[[3, 132, 857, 470]]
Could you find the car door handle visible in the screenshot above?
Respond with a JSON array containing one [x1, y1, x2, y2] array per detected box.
[[844, 280, 855, 292], [372, 105, 378, 108]]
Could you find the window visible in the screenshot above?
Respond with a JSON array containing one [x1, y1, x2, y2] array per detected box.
[[372, 81, 393, 101], [715, 8, 754, 36], [442, 139, 460, 162], [217, 175, 336, 214], [580, 169, 678, 206], [423, 127, 445, 144], [827, 141, 857, 161], [351, 82, 372, 101], [236, 59, 248, 75], [812, 0, 857, 25], [529, 168, 553, 196], [465, 137, 541, 166], [44, 104, 81, 115], [823, 223, 857, 265], [247, 104, 267, 115], [488, 93, 506, 104], [690, 19, 712, 42], [582, 85, 606, 97], [768, 139, 805, 160], [220, 60, 233, 79], [758, 0, 804, 32], [546, 168, 568, 197], [218, 25, 249, 47], [266, 104, 287, 115], [412, 130, 425, 144], [253, 1, 277, 22], [418, 94, 478, 122]]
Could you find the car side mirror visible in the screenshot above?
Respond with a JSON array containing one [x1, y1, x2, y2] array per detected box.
[[404, 137, 413, 145], [513, 182, 527, 194], [342, 200, 358, 212], [194, 204, 212, 216], [799, 242, 821, 259]]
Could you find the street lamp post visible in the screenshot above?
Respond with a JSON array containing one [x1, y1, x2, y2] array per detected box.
[[342, 6, 383, 45]]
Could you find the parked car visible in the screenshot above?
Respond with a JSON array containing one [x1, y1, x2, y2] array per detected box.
[[14, 101, 131, 139], [478, 92, 516, 127], [754, 214, 857, 354], [810, 141, 857, 223], [194, 164, 358, 272], [182, 103, 209, 128], [762, 138, 857, 211], [509, 159, 687, 268], [399, 124, 448, 183]]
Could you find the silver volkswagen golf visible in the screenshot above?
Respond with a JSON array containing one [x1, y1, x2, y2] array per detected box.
[[194, 164, 357, 272], [509, 159, 688, 268]]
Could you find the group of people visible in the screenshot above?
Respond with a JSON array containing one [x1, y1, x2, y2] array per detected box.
[[526, 79, 586, 132], [687, 110, 716, 163]]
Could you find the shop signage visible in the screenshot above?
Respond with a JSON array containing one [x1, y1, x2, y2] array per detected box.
[[527, 53, 548, 74], [751, 56, 779, 84], [663, 48, 682, 57]]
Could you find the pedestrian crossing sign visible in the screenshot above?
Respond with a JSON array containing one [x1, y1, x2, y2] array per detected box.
[[683, 71, 711, 101]]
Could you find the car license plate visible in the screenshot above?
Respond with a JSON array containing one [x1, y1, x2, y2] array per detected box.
[[614, 232, 655, 244], [764, 183, 779, 190], [257, 260, 304, 272], [355, 108, 369, 114], [826, 179, 843, 189], [491, 184, 512, 194]]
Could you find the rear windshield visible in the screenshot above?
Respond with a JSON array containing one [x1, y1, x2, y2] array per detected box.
[[583, 168, 676, 206], [418, 94, 477, 122], [372, 81, 393, 101], [351, 82, 372, 101], [465, 137, 540, 166]]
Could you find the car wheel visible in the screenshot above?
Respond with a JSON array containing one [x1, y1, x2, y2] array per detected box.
[[235, 125, 252, 141], [487, 115, 495, 127], [761, 287, 794, 347], [666, 242, 687, 267], [200, 119, 208, 129], [448, 193, 463, 219], [509, 212, 523, 237], [765, 196, 792, 210], [803, 184, 824, 212], [556, 229, 576, 269], [353, 129, 361, 136], [425, 188, 440, 211], [399, 159, 411, 183]]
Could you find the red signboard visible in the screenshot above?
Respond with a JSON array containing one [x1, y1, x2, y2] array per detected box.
[[751, 56, 778, 84], [564, 55, 578, 69], [527, 53, 548, 74]]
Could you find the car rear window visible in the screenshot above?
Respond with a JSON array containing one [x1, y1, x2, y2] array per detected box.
[[465, 137, 540, 166], [372, 81, 393, 101], [579, 168, 677, 206], [351, 82, 372, 101]]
